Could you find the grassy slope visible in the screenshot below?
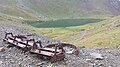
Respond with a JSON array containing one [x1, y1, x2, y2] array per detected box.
[[0, 0, 38, 20], [1, 9, 120, 49], [25, 16, 120, 48], [77, 16, 120, 48], [1, 0, 120, 48]]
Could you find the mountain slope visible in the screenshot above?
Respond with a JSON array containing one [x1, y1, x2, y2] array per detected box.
[[21, 0, 120, 18], [0, 0, 120, 48], [73, 16, 120, 48], [0, 0, 38, 20], [1, 0, 120, 19]]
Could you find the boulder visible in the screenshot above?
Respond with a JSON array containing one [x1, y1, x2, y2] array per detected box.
[[0, 61, 3, 64], [36, 61, 48, 66], [90, 53, 103, 60], [0, 47, 5, 52], [86, 58, 92, 62], [66, 48, 74, 54]]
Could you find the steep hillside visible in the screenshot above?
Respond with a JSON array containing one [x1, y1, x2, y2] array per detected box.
[[0, 0, 38, 20], [78, 16, 120, 48], [26, 16, 120, 48], [19, 0, 120, 18], [1, 0, 120, 19]]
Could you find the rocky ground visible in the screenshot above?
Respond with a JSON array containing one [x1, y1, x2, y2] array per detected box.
[[0, 18, 120, 67]]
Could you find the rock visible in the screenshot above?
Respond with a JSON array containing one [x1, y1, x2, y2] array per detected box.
[[36, 61, 47, 66], [19, 17, 23, 19], [36, 63, 44, 66], [90, 53, 103, 60], [66, 50, 74, 54], [86, 58, 92, 62], [10, 60, 14, 64], [0, 61, 3, 64], [98, 63, 104, 66], [66, 48, 74, 54], [0, 47, 5, 52], [47, 64, 53, 67], [89, 63, 96, 66]]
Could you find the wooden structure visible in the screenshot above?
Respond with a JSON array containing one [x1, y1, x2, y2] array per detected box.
[[3, 32, 65, 61]]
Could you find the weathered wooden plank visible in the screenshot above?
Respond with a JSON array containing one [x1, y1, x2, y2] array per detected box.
[[41, 48, 61, 53], [30, 49, 55, 57], [17, 43, 26, 48], [28, 42, 34, 46]]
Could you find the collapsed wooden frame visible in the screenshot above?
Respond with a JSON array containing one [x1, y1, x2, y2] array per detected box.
[[3, 32, 65, 61], [3, 32, 79, 62]]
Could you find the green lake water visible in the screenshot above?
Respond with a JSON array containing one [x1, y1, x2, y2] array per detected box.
[[30, 19, 104, 28]]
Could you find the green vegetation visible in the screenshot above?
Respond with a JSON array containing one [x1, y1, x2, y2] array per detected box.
[[25, 16, 120, 48], [1, 0, 120, 49]]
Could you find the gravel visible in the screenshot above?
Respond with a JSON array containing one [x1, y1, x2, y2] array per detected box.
[[0, 20, 120, 67]]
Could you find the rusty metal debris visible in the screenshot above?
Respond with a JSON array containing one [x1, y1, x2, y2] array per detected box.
[[3, 32, 79, 62]]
